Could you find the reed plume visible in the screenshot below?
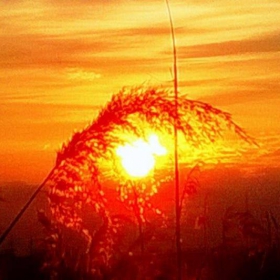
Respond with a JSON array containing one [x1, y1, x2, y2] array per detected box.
[[45, 86, 255, 275]]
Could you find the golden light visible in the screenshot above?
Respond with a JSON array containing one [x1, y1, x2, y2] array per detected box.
[[116, 134, 166, 178]]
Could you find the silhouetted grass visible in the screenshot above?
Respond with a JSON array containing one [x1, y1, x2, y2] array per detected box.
[[38, 86, 257, 278]]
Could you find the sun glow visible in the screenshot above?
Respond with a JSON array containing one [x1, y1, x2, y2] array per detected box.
[[116, 134, 166, 178]]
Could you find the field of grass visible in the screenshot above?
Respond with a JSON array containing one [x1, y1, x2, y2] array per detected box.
[[1, 165, 280, 279]]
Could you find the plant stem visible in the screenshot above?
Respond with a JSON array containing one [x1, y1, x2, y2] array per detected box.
[[165, 0, 181, 279], [0, 167, 55, 246], [132, 182, 144, 255]]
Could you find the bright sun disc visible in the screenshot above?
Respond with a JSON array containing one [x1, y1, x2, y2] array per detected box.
[[116, 134, 166, 178]]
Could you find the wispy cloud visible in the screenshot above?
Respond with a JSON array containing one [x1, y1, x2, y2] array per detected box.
[[178, 32, 280, 58], [65, 68, 101, 81]]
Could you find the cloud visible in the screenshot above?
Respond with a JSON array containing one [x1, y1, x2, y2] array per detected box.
[[115, 25, 210, 37], [178, 32, 280, 58], [0, 32, 119, 70], [254, 146, 280, 169], [197, 88, 279, 107], [66, 68, 101, 81]]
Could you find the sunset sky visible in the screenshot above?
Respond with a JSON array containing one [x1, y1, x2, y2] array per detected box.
[[1, 0, 280, 184]]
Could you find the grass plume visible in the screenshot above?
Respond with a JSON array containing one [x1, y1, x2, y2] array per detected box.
[[44, 86, 256, 276]]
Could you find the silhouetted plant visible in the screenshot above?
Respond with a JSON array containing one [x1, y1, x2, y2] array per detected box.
[[179, 163, 201, 216], [44, 86, 255, 277], [222, 207, 268, 255]]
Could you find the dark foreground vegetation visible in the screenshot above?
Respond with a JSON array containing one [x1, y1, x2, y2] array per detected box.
[[1, 243, 280, 280], [0, 87, 278, 279]]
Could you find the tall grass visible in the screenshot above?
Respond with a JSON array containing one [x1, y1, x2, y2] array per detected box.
[[0, 2, 263, 278], [41, 86, 256, 278]]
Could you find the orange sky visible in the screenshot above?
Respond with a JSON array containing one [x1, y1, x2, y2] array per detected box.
[[1, 0, 280, 183]]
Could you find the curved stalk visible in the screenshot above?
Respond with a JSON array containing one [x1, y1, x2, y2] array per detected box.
[[165, 1, 181, 279]]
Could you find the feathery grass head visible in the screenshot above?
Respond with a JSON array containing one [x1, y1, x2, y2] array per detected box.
[[57, 86, 255, 164], [47, 86, 256, 273]]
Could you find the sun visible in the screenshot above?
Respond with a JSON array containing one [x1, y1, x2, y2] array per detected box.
[[116, 134, 166, 178]]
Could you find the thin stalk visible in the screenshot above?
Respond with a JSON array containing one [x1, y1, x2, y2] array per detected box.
[[165, 1, 181, 279], [0, 167, 55, 246], [203, 194, 209, 250], [132, 182, 144, 255]]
